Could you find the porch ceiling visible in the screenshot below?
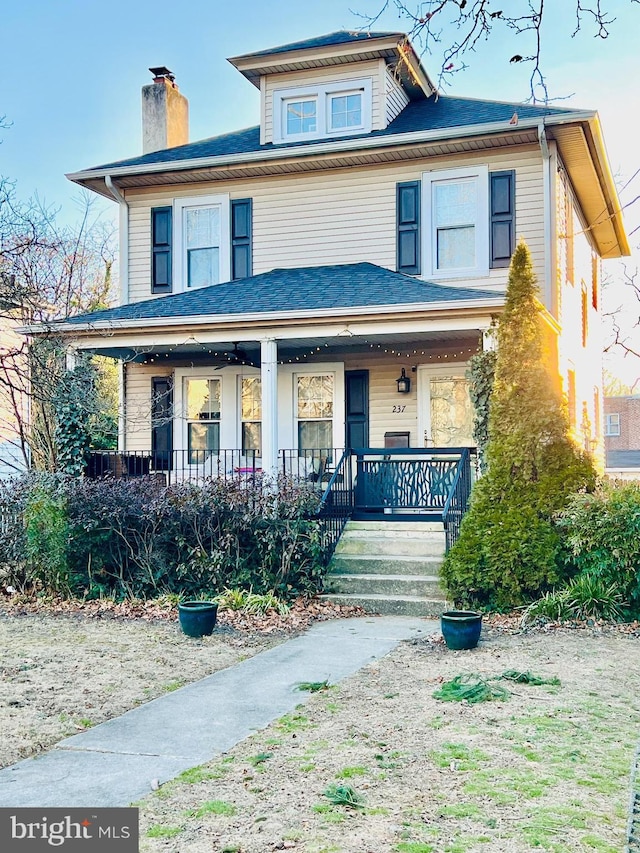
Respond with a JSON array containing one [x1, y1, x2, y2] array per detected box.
[[87, 329, 483, 365]]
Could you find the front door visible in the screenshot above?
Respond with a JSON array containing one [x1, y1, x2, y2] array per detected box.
[[418, 365, 475, 448], [345, 370, 369, 450]]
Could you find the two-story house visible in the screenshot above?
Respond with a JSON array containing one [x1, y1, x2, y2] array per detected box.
[[38, 31, 628, 503]]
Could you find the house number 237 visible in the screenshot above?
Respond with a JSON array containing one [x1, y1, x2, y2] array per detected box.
[[392, 405, 406, 413]]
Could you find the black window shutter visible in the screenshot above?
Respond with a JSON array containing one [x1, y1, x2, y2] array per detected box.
[[490, 170, 515, 268], [151, 377, 173, 471], [151, 206, 172, 293], [396, 181, 421, 275], [231, 198, 253, 280]]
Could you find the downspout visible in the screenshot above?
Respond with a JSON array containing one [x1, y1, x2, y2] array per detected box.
[[538, 121, 556, 314], [105, 175, 129, 452]]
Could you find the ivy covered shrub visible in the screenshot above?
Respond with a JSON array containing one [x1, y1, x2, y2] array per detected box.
[[466, 345, 497, 472], [0, 473, 324, 600], [556, 480, 640, 614], [441, 241, 596, 609]]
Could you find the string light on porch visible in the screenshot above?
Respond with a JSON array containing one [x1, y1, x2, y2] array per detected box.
[[139, 335, 478, 366]]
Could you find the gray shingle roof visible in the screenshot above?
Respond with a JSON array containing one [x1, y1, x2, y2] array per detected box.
[[236, 30, 404, 58], [62, 263, 501, 326], [86, 95, 577, 173]]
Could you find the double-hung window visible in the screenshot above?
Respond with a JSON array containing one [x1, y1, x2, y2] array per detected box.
[[605, 413, 620, 436], [186, 378, 221, 464], [422, 166, 489, 279], [174, 195, 230, 290], [296, 374, 334, 452], [274, 80, 371, 143], [241, 376, 262, 456]]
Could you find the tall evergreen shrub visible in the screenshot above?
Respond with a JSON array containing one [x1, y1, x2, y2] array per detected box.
[[441, 241, 596, 608]]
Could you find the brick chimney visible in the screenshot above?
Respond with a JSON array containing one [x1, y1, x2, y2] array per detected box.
[[142, 67, 189, 154]]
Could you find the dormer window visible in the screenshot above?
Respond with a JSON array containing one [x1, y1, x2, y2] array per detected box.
[[285, 98, 317, 136], [274, 79, 372, 143]]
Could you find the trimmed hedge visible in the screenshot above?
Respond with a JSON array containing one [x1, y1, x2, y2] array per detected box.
[[0, 473, 324, 600]]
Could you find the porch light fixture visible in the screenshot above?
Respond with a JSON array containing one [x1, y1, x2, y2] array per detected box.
[[396, 367, 411, 394]]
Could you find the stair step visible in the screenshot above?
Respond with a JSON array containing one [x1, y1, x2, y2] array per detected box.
[[325, 573, 444, 599], [345, 520, 444, 533], [329, 554, 443, 576], [321, 593, 448, 618], [335, 536, 445, 558]]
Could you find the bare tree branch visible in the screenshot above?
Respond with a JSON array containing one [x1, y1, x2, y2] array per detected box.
[[354, 0, 637, 101]]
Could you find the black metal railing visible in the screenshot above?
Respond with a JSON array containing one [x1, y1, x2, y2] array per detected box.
[[353, 447, 472, 518], [442, 448, 474, 552], [316, 449, 355, 564], [86, 448, 337, 490]]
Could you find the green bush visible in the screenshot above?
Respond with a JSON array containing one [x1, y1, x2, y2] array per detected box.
[[522, 575, 626, 623], [25, 479, 70, 594], [441, 241, 595, 609], [556, 480, 640, 612], [0, 473, 324, 601]]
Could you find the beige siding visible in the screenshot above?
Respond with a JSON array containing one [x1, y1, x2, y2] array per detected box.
[[124, 352, 475, 451], [385, 68, 409, 124], [556, 166, 604, 465], [263, 59, 384, 143], [124, 363, 171, 450], [127, 146, 545, 304], [343, 353, 419, 447]]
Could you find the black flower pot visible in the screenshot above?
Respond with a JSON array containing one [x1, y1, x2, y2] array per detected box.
[[440, 610, 482, 650], [178, 601, 218, 638]]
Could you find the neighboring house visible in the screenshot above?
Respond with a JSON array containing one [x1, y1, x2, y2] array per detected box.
[[34, 31, 629, 513], [604, 395, 640, 479]]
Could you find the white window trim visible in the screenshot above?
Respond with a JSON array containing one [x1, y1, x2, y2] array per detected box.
[[273, 78, 372, 144], [173, 194, 230, 292], [605, 413, 620, 436], [238, 371, 263, 455], [422, 165, 489, 281]]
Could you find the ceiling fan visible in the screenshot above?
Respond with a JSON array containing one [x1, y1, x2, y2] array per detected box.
[[215, 343, 259, 369]]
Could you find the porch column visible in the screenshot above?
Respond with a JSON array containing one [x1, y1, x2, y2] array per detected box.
[[260, 337, 279, 483]]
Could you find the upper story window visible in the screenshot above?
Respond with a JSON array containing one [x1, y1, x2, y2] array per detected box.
[[174, 195, 230, 290], [285, 98, 317, 135], [422, 166, 489, 279], [605, 412, 620, 436], [274, 79, 372, 143]]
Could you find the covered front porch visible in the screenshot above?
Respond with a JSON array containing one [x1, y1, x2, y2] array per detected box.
[[41, 262, 503, 547]]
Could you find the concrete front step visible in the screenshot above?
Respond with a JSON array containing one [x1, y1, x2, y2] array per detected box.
[[321, 593, 448, 618], [346, 520, 444, 532], [335, 534, 445, 558], [329, 554, 443, 576], [325, 572, 444, 599]]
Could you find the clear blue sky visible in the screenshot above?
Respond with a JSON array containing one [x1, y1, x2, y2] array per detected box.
[[3, 0, 639, 381]]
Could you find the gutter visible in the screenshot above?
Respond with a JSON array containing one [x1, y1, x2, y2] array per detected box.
[[105, 176, 129, 304], [538, 121, 555, 311], [66, 110, 597, 184], [21, 295, 506, 336]]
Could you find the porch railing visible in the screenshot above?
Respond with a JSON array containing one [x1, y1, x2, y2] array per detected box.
[[86, 448, 335, 488], [86, 446, 474, 554], [317, 449, 355, 565], [441, 448, 473, 552]]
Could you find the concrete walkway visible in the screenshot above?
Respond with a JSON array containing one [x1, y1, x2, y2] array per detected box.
[[0, 616, 435, 808]]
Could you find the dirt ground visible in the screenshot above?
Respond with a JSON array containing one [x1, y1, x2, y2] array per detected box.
[[1, 603, 639, 853], [0, 608, 280, 769]]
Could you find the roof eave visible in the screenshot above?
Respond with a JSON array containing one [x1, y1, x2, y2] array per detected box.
[[22, 295, 505, 337], [227, 34, 405, 87], [66, 110, 596, 187]]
